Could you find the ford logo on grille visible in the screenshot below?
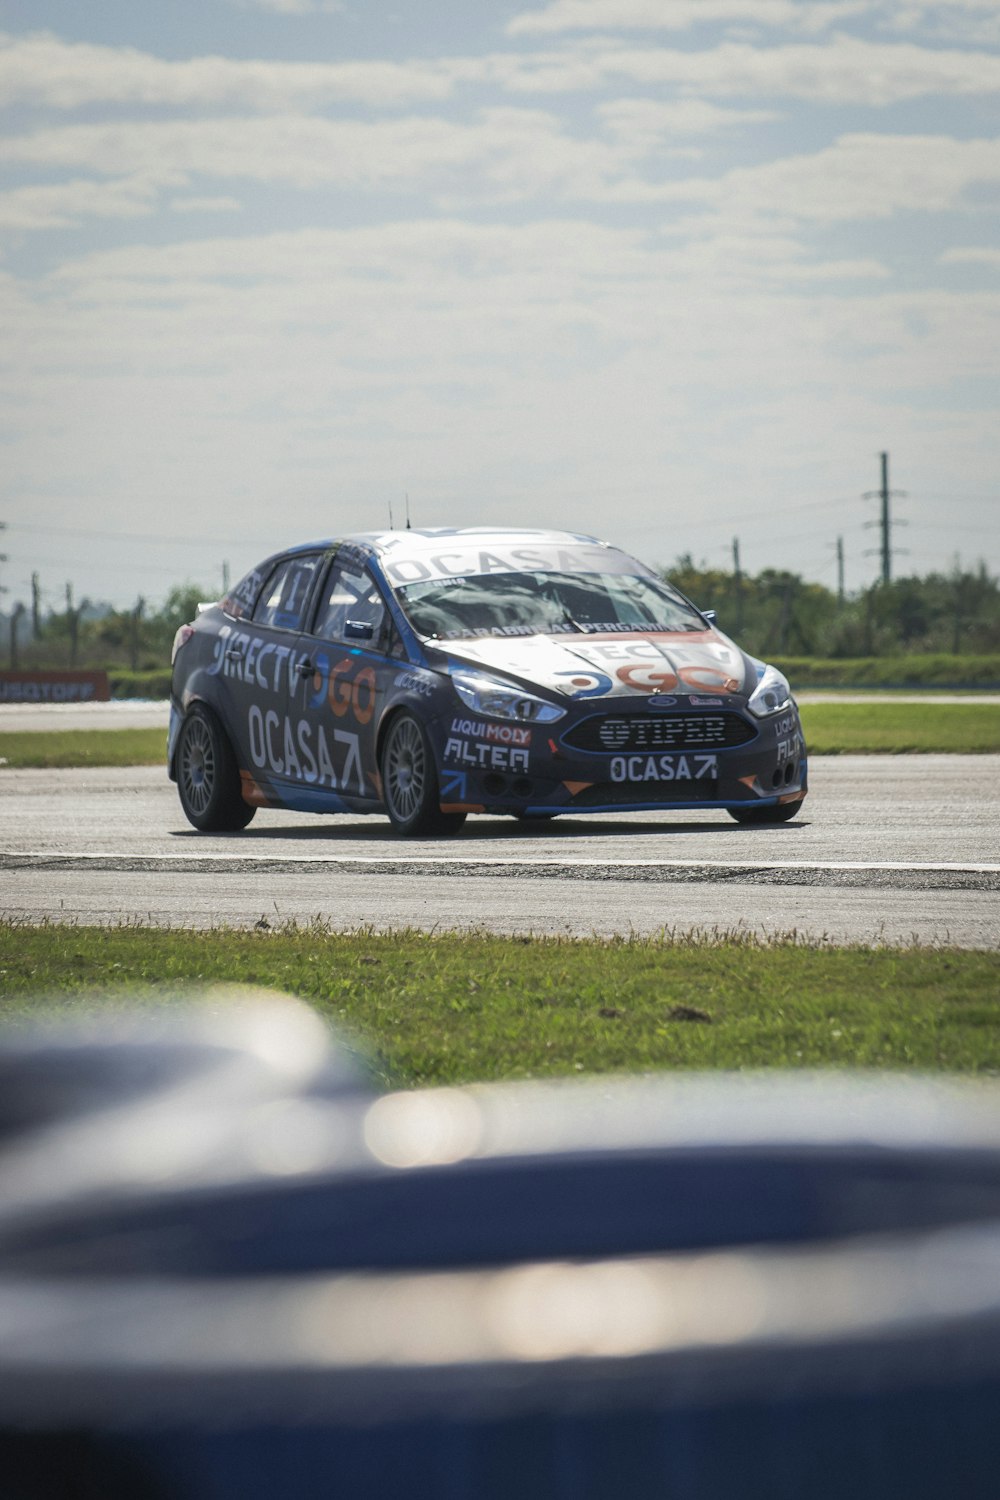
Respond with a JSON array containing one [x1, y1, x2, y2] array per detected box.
[[597, 718, 632, 749], [647, 695, 678, 709]]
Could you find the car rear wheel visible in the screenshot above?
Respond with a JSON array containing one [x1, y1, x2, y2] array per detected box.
[[176, 705, 255, 832], [380, 713, 466, 837], [728, 798, 804, 825]]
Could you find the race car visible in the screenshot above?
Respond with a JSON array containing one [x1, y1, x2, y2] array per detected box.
[[168, 528, 807, 835]]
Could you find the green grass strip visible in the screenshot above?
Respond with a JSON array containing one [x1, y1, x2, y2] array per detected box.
[[1, 703, 998, 769], [799, 702, 1000, 753], [0, 728, 166, 768], [2, 923, 997, 1088]]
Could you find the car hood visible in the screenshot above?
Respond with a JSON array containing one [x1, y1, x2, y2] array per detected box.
[[442, 629, 751, 702]]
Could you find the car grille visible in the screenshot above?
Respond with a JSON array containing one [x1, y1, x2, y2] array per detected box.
[[561, 711, 756, 755]]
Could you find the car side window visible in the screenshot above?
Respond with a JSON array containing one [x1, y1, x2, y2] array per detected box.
[[252, 555, 322, 632], [314, 563, 389, 646], [223, 565, 266, 620]]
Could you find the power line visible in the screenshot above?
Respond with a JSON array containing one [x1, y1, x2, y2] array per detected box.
[[1, 520, 278, 548]]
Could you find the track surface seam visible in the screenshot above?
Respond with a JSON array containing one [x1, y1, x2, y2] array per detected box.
[[4, 852, 997, 891]]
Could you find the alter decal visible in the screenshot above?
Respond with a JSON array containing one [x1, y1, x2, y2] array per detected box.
[[444, 737, 530, 771], [609, 753, 718, 783]]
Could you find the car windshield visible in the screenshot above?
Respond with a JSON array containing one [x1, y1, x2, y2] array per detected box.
[[394, 570, 706, 641]]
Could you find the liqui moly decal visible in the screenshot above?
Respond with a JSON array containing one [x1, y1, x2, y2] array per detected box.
[[449, 717, 532, 747]]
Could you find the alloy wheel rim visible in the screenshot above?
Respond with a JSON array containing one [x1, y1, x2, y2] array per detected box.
[[181, 718, 214, 816], [386, 719, 424, 821]]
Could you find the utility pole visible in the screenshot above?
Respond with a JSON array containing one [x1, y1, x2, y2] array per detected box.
[[66, 582, 79, 668], [863, 451, 906, 585], [951, 553, 963, 654], [777, 580, 793, 653], [828, 537, 845, 604], [130, 596, 145, 672], [10, 601, 25, 670], [732, 537, 743, 633], [31, 572, 41, 639]]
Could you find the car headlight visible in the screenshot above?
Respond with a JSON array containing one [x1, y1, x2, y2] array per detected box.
[[451, 670, 565, 724], [747, 664, 793, 718]]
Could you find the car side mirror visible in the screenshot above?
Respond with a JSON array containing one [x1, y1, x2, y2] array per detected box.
[[703, 610, 717, 625], [344, 619, 375, 641]]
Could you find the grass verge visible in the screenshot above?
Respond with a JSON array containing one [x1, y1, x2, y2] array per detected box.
[[2, 922, 997, 1087], [0, 728, 166, 768], [1, 702, 998, 768], [800, 701, 1000, 753], [775, 653, 1000, 689]]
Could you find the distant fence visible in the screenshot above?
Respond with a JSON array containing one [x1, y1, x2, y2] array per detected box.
[[0, 670, 110, 704]]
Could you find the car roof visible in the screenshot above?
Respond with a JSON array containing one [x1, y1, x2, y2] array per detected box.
[[281, 527, 623, 565], [365, 527, 609, 552]]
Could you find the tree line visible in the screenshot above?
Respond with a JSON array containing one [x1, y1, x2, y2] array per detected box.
[[663, 558, 1000, 659], [2, 563, 999, 671], [2, 585, 208, 672]]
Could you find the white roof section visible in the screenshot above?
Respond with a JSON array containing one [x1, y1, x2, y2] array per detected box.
[[347, 528, 650, 585]]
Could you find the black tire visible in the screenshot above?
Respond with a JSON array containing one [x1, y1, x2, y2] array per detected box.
[[176, 705, 255, 832], [380, 713, 466, 837], [728, 798, 804, 825]]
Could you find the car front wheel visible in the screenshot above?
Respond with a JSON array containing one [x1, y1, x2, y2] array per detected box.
[[380, 713, 466, 837], [176, 705, 255, 832]]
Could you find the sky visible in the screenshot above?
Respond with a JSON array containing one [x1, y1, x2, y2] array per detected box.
[[2, 0, 999, 614]]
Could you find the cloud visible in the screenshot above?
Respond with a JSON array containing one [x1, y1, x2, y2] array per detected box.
[[4, 110, 997, 230], [0, 30, 469, 111], [941, 246, 1000, 268], [597, 98, 779, 144], [659, 134, 1000, 224], [0, 175, 167, 231], [0, 109, 647, 206], [34, 221, 892, 316], [4, 30, 1000, 117], [5, 219, 996, 570], [226, 0, 344, 13], [878, 1, 1000, 46], [169, 194, 242, 214], [546, 36, 1000, 105], [508, 1, 868, 35]]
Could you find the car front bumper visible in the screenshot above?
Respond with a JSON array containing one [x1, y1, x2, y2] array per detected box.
[[433, 700, 807, 818]]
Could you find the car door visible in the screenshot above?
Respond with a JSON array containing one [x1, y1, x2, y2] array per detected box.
[[223, 550, 325, 800], [292, 555, 403, 808]]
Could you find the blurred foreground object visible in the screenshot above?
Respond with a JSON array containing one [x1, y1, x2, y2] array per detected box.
[[2, 997, 1000, 1497]]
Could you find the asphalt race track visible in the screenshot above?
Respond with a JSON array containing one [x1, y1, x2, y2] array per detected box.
[[1, 757, 998, 947]]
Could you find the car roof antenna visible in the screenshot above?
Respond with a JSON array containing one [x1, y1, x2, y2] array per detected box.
[[388, 499, 394, 529], [405, 492, 411, 530]]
